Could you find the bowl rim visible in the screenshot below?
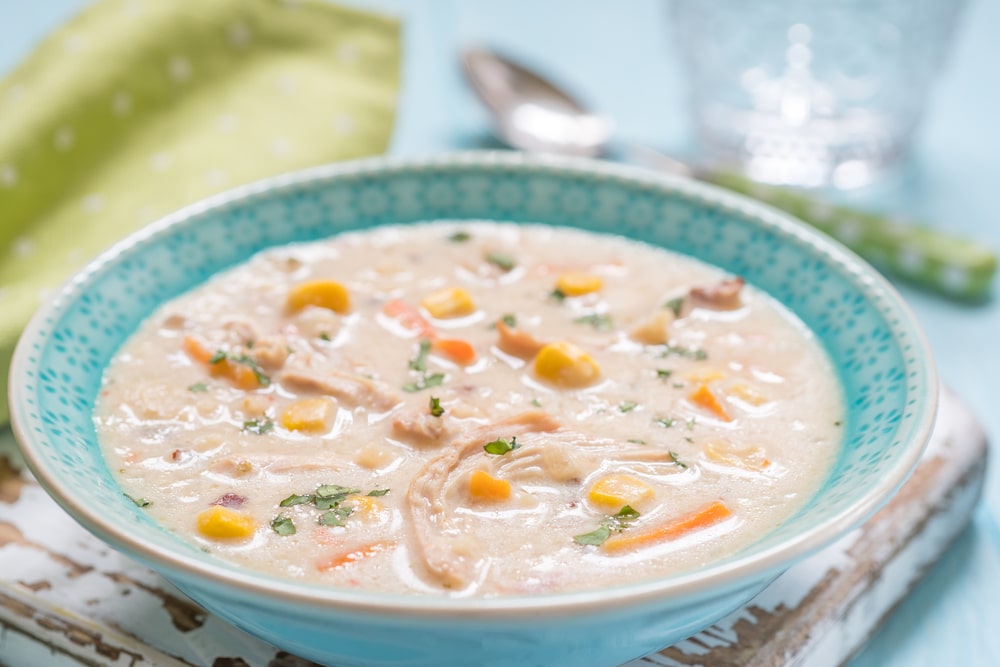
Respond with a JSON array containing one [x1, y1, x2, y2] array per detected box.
[[9, 150, 938, 618]]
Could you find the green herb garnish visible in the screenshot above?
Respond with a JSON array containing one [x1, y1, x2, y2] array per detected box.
[[279, 494, 313, 507], [549, 288, 567, 302], [403, 372, 446, 393], [669, 451, 688, 469], [573, 505, 640, 546], [656, 417, 676, 428], [242, 418, 274, 435], [501, 313, 517, 327], [485, 251, 516, 271], [124, 493, 151, 508], [210, 350, 271, 386], [573, 313, 614, 331], [318, 506, 354, 527], [367, 489, 390, 497], [655, 369, 673, 380], [448, 230, 471, 243], [319, 332, 332, 341], [686, 417, 697, 430], [484, 436, 520, 455], [429, 396, 445, 417], [627, 438, 646, 444], [619, 400, 638, 413], [664, 296, 685, 317], [531, 398, 543, 408], [187, 382, 208, 393], [659, 344, 708, 361], [271, 516, 296, 536], [409, 338, 431, 372]]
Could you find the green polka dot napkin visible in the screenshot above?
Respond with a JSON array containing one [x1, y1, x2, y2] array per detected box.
[[0, 0, 401, 424]]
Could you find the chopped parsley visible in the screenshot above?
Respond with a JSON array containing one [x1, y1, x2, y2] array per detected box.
[[124, 493, 151, 508], [187, 382, 208, 393], [429, 396, 445, 417], [210, 350, 271, 386], [485, 251, 516, 271], [573, 505, 640, 546], [484, 436, 520, 455], [319, 332, 332, 341], [655, 369, 673, 380], [686, 417, 697, 430], [318, 506, 354, 527], [501, 313, 517, 328], [656, 417, 676, 428], [659, 344, 708, 361], [619, 400, 638, 413], [549, 288, 567, 302], [448, 230, 471, 243], [404, 340, 445, 392], [573, 313, 614, 331], [627, 438, 646, 445], [669, 451, 688, 469], [271, 516, 296, 536], [409, 339, 431, 373], [278, 494, 313, 507], [242, 418, 274, 435], [531, 398, 543, 408], [272, 484, 389, 536], [403, 373, 445, 393], [664, 296, 685, 317]]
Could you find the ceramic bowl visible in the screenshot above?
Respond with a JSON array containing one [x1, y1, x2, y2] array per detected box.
[[9, 153, 937, 667]]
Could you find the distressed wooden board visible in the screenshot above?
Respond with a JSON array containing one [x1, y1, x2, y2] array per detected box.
[[0, 388, 987, 667]]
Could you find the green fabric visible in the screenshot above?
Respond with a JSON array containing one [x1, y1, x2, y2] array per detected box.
[[0, 0, 402, 424], [707, 172, 997, 302]]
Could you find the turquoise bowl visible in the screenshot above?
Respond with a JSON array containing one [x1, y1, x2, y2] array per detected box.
[[9, 153, 937, 667]]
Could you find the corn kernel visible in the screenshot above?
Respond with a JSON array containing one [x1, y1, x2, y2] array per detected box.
[[280, 398, 333, 432], [420, 287, 476, 319], [196, 506, 256, 540], [469, 470, 511, 502], [555, 272, 603, 297], [345, 494, 385, 520], [355, 442, 397, 469], [685, 367, 726, 383], [588, 474, 654, 511], [533, 341, 601, 388], [727, 383, 770, 406], [287, 280, 351, 314], [629, 311, 674, 345], [704, 441, 770, 471]]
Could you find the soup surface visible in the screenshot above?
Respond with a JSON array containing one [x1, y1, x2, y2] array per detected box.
[[95, 222, 843, 596]]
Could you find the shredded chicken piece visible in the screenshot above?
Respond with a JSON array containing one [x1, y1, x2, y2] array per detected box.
[[406, 411, 561, 589], [629, 310, 675, 346], [495, 319, 545, 359], [249, 334, 290, 370], [497, 432, 676, 482], [688, 277, 745, 311], [281, 367, 400, 411], [221, 318, 260, 346], [392, 410, 450, 446], [209, 455, 338, 478]]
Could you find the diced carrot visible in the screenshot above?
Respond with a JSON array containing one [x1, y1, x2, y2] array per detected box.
[[316, 541, 392, 572], [382, 299, 436, 338], [183, 336, 264, 390], [688, 383, 732, 421], [182, 336, 213, 363], [601, 501, 732, 552], [469, 469, 511, 501], [433, 338, 477, 365]]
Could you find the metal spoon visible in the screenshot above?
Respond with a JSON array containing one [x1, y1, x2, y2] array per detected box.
[[461, 47, 995, 301]]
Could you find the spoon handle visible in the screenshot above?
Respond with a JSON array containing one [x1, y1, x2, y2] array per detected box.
[[705, 171, 996, 301]]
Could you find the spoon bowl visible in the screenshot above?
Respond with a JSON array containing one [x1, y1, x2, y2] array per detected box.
[[462, 48, 614, 158]]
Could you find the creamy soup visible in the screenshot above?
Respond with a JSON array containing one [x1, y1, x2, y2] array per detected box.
[[94, 222, 843, 596]]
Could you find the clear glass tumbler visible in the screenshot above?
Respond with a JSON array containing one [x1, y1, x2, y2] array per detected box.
[[671, 0, 966, 188]]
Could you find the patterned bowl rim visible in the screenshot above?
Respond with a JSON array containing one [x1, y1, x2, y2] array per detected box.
[[9, 151, 938, 618]]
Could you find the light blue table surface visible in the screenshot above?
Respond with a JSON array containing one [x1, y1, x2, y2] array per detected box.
[[2, 0, 998, 665]]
